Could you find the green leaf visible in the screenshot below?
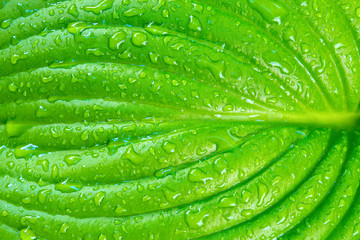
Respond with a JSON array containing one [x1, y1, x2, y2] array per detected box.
[[0, 0, 359, 239]]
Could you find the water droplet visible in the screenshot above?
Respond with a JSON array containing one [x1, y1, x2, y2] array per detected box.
[[131, 32, 148, 47], [41, 76, 53, 83], [11, 52, 29, 64], [300, 43, 310, 54], [128, 78, 136, 84], [241, 209, 254, 217], [188, 168, 212, 183], [219, 196, 237, 207], [188, 15, 202, 32], [64, 154, 81, 166], [38, 189, 51, 204], [67, 22, 93, 35], [36, 106, 48, 118], [163, 188, 180, 202], [109, 31, 127, 50], [14, 144, 39, 158], [84, 0, 114, 14], [152, 0, 165, 12], [36, 159, 49, 172], [163, 56, 177, 65], [99, 234, 107, 240], [8, 82, 17, 92], [20, 227, 36, 240], [185, 208, 209, 229], [247, 0, 288, 24], [55, 179, 83, 193], [59, 223, 70, 234], [21, 197, 31, 204], [222, 104, 233, 112], [195, 55, 225, 79], [1, 19, 12, 29], [51, 164, 59, 179], [94, 192, 106, 206], [1, 210, 9, 217], [122, 146, 142, 164], [115, 205, 127, 215], [123, 8, 145, 17], [356, 7, 360, 18], [149, 52, 160, 63], [213, 156, 228, 174], [68, 4, 79, 17], [162, 141, 176, 154], [171, 79, 180, 86], [81, 130, 89, 141], [256, 180, 269, 207], [283, 27, 296, 42], [86, 48, 104, 56]]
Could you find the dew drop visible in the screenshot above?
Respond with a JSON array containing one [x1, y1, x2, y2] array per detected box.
[[8, 82, 17, 92], [38, 189, 51, 204], [162, 141, 176, 154], [35, 106, 48, 118], [123, 8, 145, 17], [11, 52, 29, 64], [241, 209, 254, 217], [185, 208, 209, 229], [20, 227, 36, 240], [152, 0, 165, 12], [55, 179, 83, 193], [188, 15, 202, 32], [84, 0, 114, 14], [59, 223, 70, 234], [36, 159, 49, 172], [115, 205, 127, 215], [163, 56, 177, 65], [218, 196, 237, 207], [300, 43, 310, 54], [64, 154, 81, 166], [67, 22, 92, 35], [81, 130, 89, 141], [68, 4, 79, 17], [1, 210, 9, 217], [99, 234, 107, 240], [188, 168, 212, 183], [131, 32, 148, 47], [222, 104, 233, 112], [356, 7, 360, 18], [14, 144, 39, 159], [149, 52, 160, 63], [247, 0, 288, 24], [94, 192, 106, 206], [42, 76, 53, 83], [1, 19, 12, 29], [109, 31, 127, 50], [122, 146, 142, 164]]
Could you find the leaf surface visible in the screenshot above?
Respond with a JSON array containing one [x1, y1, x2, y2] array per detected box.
[[0, 0, 360, 239]]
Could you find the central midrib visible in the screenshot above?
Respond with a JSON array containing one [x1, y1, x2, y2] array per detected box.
[[213, 111, 360, 130]]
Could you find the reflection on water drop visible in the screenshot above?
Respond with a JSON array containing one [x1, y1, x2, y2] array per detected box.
[[247, 0, 288, 24], [84, 0, 114, 14]]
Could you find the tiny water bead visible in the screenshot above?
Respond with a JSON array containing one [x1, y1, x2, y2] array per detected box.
[[247, 0, 288, 24], [131, 32, 148, 47], [84, 0, 115, 15], [109, 31, 127, 50]]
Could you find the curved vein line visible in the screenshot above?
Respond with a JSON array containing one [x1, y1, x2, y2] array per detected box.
[[331, 0, 360, 111], [194, 0, 339, 112], [0, 127, 303, 220], [0, 61, 277, 112], [0, 17, 311, 112]]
